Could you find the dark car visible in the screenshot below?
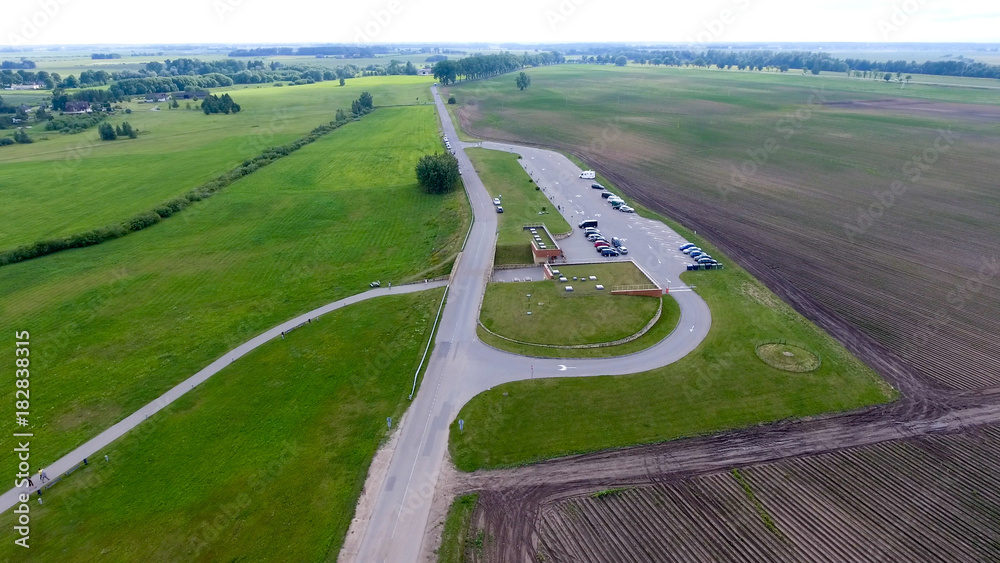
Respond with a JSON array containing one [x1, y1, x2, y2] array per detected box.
[[496, 206, 503, 213], [601, 192, 613, 199], [591, 183, 604, 189], [611, 237, 622, 248], [600, 247, 620, 257]]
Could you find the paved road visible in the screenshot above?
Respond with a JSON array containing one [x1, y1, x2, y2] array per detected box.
[[349, 86, 712, 562], [0, 281, 447, 514]]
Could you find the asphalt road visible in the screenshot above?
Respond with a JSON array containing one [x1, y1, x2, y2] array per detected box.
[[349, 86, 712, 562]]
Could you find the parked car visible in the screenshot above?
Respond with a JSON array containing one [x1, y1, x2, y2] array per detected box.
[[580, 170, 596, 179], [591, 183, 604, 189], [496, 206, 503, 213], [619, 206, 635, 213], [587, 234, 603, 242], [619, 247, 629, 255], [601, 247, 620, 257], [683, 247, 700, 255], [679, 243, 695, 251], [595, 241, 611, 249], [492, 197, 501, 205], [698, 257, 715, 264], [579, 219, 598, 229], [601, 192, 613, 199], [690, 251, 704, 258], [611, 200, 625, 209], [611, 237, 622, 248]]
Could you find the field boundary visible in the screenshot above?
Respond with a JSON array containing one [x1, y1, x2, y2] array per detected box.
[[477, 297, 662, 349], [0, 110, 373, 268]]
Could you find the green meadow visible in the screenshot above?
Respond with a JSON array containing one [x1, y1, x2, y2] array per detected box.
[[0, 75, 435, 249], [0, 290, 444, 562], [0, 105, 469, 477]]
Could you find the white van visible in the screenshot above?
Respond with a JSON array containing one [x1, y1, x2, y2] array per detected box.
[[579, 170, 596, 179]]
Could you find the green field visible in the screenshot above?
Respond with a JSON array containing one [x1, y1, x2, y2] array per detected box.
[[438, 494, 481, 563], [0, 290, 444, 561], [465, 148, 569, 264], [0, 105, 470, 478], [0, 75, 435, 250], [480, 262, 662, 346], [450, 214, 894, 470]]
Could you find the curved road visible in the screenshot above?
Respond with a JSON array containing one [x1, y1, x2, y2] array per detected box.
[[348, 86, 711, 562]]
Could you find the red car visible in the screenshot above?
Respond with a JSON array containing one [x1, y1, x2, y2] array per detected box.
[[595, 241, 611, 250]]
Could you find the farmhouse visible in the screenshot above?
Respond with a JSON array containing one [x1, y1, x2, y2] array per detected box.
[[4, 83, 41, 90], [176, 90, 209, 100], [417, 68, 434, 76], [64, 101, 92, 114], [145, 93, 171, 103]]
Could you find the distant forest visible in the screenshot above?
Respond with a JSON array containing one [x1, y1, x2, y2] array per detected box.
[[578, 48, 1000, 80]]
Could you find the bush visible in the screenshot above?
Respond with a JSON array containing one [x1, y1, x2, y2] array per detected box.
[[448, 96, 456, 104], [0, 137, 13, 146], [13, 129, 32, 144], [416, 152, 460, 194]]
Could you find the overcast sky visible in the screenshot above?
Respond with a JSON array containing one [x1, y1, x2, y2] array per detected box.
[[3, 0, 999, 47]]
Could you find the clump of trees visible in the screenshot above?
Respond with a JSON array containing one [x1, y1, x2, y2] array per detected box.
[[351, 91, 374, 116], [433, 51, 565, 84], [0, 137, 14, 146], [201, 93, 241, 115], [98, 121, 137, 140], [46, 114, 105, 134], [515, 72, 531, 90], [13, 129, 31, 144], [416, 153, 460, 194]]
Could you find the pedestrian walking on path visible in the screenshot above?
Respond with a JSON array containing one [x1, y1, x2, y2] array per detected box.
[[38, 469, 49, 483], [25, 475, 33, 488]]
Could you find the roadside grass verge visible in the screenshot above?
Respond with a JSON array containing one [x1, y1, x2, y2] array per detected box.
[[0, 76, 434, 249], [438, 494, 480, 563], [0, 290, 444, 561], [465, 148, 569, 265], [0, 106, 471, 478]]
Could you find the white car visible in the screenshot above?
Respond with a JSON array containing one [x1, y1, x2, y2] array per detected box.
[[619, 205, 635, 213], [492, 197, 501, 205]]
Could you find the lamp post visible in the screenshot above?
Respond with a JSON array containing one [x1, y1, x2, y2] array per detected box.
[[526, 293, 531, 314]]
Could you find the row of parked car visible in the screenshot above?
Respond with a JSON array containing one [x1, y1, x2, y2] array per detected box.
[[591, 183, 635, 213], [679, 243, 724, 270], [443, 134, 452, 151], [584, 225, 628, 257]]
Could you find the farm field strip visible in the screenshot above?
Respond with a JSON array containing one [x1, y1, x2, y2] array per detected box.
[[519, 425, 1000, 562]]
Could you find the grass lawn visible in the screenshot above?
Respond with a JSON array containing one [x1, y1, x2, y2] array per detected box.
[[480, 262, 661, 346], [465, 148, 569, 265], [0, 105, 470, 478], [451, 223, 894, 471], [0, 75, 435, 250], [0, 290, 444, 561], [476, 292, 680, 358], [437, 494, 481, 563]]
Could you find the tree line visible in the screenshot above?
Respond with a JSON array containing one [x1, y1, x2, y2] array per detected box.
[[228, 45, 380, 58], [201, 93, 241, 115], [1, 60, 35, 69], [432, 51, 565, 84], [573, 48, 1000, 80]]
